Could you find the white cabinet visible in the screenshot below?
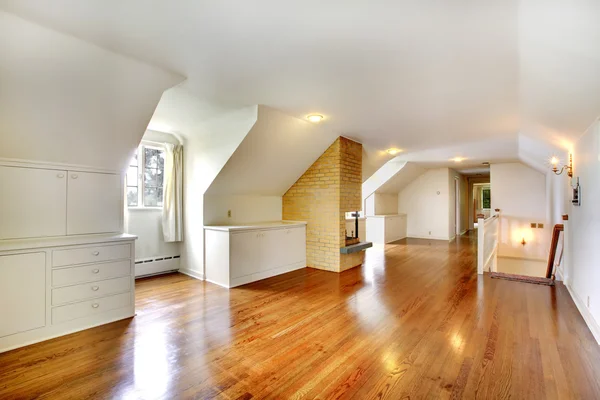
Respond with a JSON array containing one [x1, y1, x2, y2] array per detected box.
[[0, 163, 123, 239], [0, 234, 136, 353], [0, 252, 46, 338], [0, 166, 67, 239], [205, 223, 307, 288], [67, 171, 122, 235], [366, 214, 407, 245]]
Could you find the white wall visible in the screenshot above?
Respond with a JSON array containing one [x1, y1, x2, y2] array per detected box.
[[0, 11, 182, 171], [565, 120, 600, 342], [180, 106, 258, 277], [204, 195, 282, 226], [398, 168, 451, 240], [124, 130, 181, 261], [491, 162, 549, 260], [372, 193, 399, 215]]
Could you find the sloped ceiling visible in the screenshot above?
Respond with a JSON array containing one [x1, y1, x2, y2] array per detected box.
[[1, 0, 599, 177], [375, 163, 427, 194], [206, 106, 340, 196], [0, 11, 183, 171]]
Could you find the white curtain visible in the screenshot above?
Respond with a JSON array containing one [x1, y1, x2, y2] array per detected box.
[[162, 144, 183, 242]]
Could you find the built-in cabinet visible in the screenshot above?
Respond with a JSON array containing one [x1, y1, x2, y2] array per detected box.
[[0, 159, 134, 354], [205, 222, 307, 288], [366, 214, 407, 245], [0, 165, 122, 240]]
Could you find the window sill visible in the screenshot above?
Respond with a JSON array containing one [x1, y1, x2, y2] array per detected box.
[[127, 207, 163, 211]]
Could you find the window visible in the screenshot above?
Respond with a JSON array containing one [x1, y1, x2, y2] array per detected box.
[[126, 144, 165, 208], [482, 189, 491, 209]]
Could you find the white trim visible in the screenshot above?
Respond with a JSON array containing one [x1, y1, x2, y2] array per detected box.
[[0, 157, 120, 174], [178, 268, 205, 281], [566, 284, 600, 345]]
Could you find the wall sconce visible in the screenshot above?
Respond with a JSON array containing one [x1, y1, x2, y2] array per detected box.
[[521, 237, 527, 246], [550, 154, 573, 177]]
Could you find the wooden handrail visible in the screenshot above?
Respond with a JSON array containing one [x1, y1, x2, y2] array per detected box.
[[546, 224, 564, 279]]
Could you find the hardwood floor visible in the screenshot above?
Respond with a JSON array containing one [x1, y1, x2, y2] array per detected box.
[[2, 234, 600, 399]]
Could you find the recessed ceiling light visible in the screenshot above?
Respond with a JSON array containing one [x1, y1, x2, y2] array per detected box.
[[482, 162, 490, 166], [452, 157, 465, 163], [307, 114, 324, 123], [386, 148, 402, 155]]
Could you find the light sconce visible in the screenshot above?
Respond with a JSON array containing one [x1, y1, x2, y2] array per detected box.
[[550, 154, 573, 177], [521, 237, 527, 246]]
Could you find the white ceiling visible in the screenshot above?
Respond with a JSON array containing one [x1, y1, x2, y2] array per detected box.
[[1, 0, 599, 172]]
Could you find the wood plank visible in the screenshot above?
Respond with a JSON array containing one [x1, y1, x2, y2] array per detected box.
[[0, 233, 599, 399]]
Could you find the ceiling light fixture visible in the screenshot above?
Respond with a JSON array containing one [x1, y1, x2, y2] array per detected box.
[[386, 148, 402, 155], [307, 114, 324, 123], [452, 157, 465, 163]]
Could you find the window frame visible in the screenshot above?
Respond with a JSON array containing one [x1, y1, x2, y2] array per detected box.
[[127, 142, 166, 209]]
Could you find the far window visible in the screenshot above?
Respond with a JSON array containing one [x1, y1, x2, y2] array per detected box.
[[482, 189, 491, 209], [126, 144, 165, 208]]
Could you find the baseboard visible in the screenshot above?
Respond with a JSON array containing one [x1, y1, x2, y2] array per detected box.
[[459, 229, 468, 236], [407, 235, 452, 241], [178, 268, 205, 281], [566, 284, 600, 345]]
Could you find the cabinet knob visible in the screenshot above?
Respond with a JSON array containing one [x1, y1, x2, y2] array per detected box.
[[57, 173, 65, 178], [91, 286, 99, 291], [92, 251, 100, 256], [71, 174, 78, 179], [91, 303, 99, 308], [92, 269, 100, 274]]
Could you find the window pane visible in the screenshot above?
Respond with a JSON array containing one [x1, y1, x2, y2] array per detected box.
[[126, 166, 138, 187], [145, 148, 158, 168], [144, 187, 158, 207], [157, 168, 164, 188], [157, 188, 164, 207], [130, 152, 138, 167], [144, 168, 158, 188], [127, 187, 138, 207], [157, 149, 165, 170]]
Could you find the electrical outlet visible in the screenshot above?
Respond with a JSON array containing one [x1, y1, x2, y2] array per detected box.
[[227, 210, 232, 218], [530, 223, 536, 228], [587, 296, 591, 308], [538, 223, 544, 229], [429, 231, 432, 235]]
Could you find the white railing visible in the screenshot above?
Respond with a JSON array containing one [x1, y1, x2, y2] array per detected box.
[[478, 213, 499, 274]]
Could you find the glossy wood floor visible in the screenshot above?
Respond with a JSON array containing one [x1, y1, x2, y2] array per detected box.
[[2, 234, 600, 399]]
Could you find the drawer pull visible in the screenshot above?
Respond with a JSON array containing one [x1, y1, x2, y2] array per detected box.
[[57, 173, 65, 178], [92, 251, 100, 256], [92, 269, 100, 274], [91, 303, 99, 308], [71, 174, 78, 179], [91, 286, 99, 291]]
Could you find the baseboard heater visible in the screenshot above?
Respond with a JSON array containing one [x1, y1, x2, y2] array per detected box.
[[135, 255, 180, 278]]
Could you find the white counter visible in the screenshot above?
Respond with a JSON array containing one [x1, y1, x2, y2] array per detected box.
[[204, 220, 306, 232], [366, 214, 407, 245]]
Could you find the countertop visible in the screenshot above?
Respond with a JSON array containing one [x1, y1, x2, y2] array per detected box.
[[204, 221, 307, 232], [0, 233, 138, 252]]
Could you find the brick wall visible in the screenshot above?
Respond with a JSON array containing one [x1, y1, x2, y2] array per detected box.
[[283, 137, 364, 272]]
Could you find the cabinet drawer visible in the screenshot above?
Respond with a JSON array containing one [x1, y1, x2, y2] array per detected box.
[[52, 292, 131, 325], [52, 260, 131, 287], [52, 276, 130, 306], [52, 244, 131, 267]]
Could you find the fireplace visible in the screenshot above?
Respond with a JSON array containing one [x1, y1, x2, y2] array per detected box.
[[345, 211, 361, 246]]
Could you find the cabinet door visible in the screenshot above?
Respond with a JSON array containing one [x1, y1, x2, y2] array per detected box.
[[230, 231, 262, 279], [0, 252, 46, 338], [67, 171, 122, 235], [0, 166, 67, 239], [281, 227, 306, 266]]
